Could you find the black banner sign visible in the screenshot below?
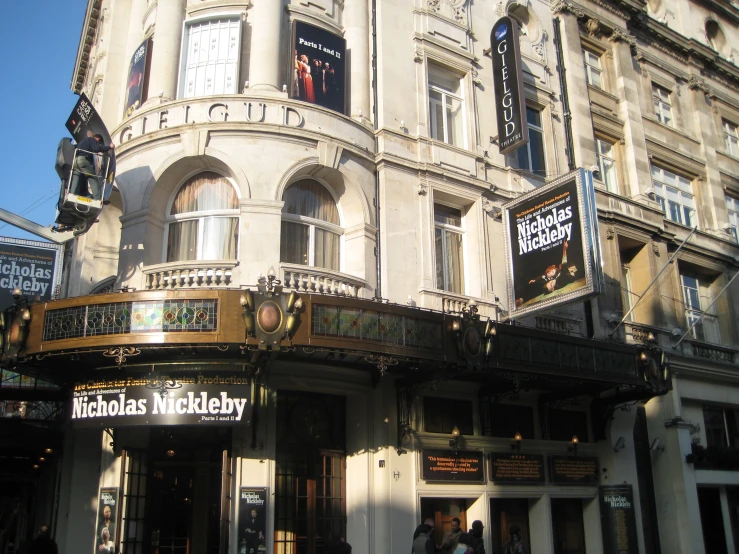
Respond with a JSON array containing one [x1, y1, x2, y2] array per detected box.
[[600, 485, 639, 554], [291, 21, 346, 114], [549, 455, 599, 484], [70, 375, 251, 428], [421, 450, 485, 482], [489, 453, 545, 484], [94, 487, 118, 554], [0, 238, 61, 311], [238, 487, 268, 554], [491, 16, 528, 154], [503, 169, 603, 319], [66, 93, 112, 145], [124, 38, 149, 118]]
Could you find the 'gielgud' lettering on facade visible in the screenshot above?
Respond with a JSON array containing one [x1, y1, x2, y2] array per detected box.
[[71, 391, 248, 420]]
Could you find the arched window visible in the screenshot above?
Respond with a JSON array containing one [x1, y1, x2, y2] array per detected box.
[[166, 172, 239, 261], [280, 180, 341, 271]]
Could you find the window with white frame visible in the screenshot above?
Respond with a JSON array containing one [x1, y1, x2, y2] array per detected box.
[[280, 180, 341, 271], [651, 166, 696, 227], [652, 84, 673, 126], [583, 49, 603, 89], [428, 64, 465, 147], [724, 119, 739, 157], [595, 138, 618, 192], [680, 271, 719, 343], [515, 107, 546, 176], [166, 172, 239, 261], [179, 17, 241, 99], [726, 196, 739, 242], [434, 203, 465, 294]]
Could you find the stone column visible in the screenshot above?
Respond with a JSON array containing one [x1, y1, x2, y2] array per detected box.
[[147, 0, 186, 101], [344, 0, 371, 119], [248, 0, 282, 92]]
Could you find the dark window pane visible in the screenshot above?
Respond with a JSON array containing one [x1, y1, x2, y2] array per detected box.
[[526, 107, 541, 127], [423, 397, 474, 435], [280, 221, 310, 265], [549, 410, 588, 442], [516, 144, 530, 172], [704, 406, 728, 448], [487, 404, 535, 439], [530, 129, 546, 175]]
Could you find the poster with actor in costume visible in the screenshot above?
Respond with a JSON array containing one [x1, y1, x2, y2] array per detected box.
[[503, 169, 603, 318], [94, 487, 118, 554], [291, 21, 346, 114], [238, 488, 268, 554], [124, 39, 149, 117]]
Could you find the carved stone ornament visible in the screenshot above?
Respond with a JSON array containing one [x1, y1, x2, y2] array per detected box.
[[418, 179, 429, 196], [606, 227, 615, 240], [586, 18, 601, 37], [552, 0, 585, 18], [481, 197, 494, 214], [472, 68, 482, 86], [414, 50, 423, 63], [609, 28, 637, 51], [687, 75, 710, 95], [428, 0, 441, 11]]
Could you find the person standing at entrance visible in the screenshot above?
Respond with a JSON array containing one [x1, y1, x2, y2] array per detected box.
[[440, 517, 462, 554], [413, 520, 436, 554], [459, 520, 485, 554], [28, 525, 58, 554], [502, 525, 528, 554]]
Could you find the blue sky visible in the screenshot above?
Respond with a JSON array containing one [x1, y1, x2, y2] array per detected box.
[[0, 1, 87, 241]]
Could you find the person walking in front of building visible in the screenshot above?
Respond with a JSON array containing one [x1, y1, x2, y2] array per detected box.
[[459, 520, 485, 554], [440, 517, 462, 554], [502, 525, 527, 554], [413, 520, 436, 554], [28, 525, 58, 554], [70, 133, 114, 200]]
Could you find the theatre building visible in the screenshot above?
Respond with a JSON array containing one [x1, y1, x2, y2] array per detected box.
[[1, 0, 739, 553]]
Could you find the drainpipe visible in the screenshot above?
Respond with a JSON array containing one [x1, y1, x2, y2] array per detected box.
[[371, 0, 382, 300]]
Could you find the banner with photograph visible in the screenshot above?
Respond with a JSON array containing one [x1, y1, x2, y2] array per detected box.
[[123, 38, 149, 118], [94, 487, 118, 554], [0, 238, 62, 311], [503, 169, 603, 319], [238, 488, 268, 554], [291, 21, 346, 114], [70, 374, 251, 428]]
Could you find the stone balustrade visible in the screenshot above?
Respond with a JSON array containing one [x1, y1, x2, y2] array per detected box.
[[143, 261, 238, 290], [280, 264, 367, 298]]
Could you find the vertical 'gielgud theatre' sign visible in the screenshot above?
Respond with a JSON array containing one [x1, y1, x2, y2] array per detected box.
[[491, 16, 528, 155]]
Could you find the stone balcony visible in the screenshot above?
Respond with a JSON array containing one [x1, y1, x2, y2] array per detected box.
[[624, 322, 738, 367], [418, 289, 500, 320], [280, 263, 368, 298], [143, 260, 238, 290]]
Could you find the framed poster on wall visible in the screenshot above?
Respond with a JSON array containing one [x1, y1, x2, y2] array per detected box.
[[94, 487, 118, 554], [238, 487, 268, 554]]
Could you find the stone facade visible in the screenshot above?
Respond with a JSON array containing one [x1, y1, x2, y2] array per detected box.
[[44, 0, 739, 553]]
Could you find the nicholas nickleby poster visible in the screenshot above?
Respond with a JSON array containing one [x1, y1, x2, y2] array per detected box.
[[503, 169, 603, 319], [94, 487, 118, 554], [238, 488, 268, 554], [600, 485, 639, 554]]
